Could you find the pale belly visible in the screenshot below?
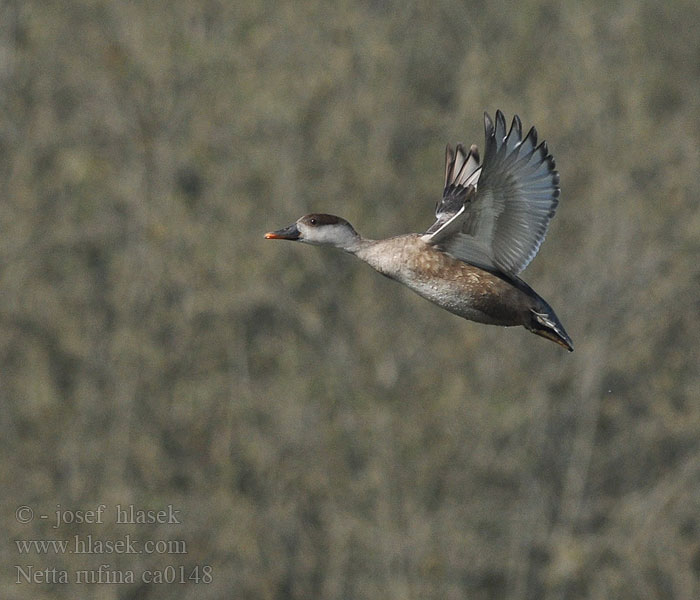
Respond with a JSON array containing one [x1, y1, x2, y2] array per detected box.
[[357, 235, 530, 327], [397, 273, 523, 326]]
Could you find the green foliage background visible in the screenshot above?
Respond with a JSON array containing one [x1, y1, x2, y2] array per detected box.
[[2, 1, 699, 598]]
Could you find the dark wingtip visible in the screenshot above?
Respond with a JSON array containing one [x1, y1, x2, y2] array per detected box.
[[469, 144, 480, 163], [495, 110, 506, 137], [525, 125, 538, 148], [444, 144, 456, 187], [508, 114, 523, 140], [484, 112, 494, 137]]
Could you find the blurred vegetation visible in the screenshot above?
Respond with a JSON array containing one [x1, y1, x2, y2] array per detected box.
[[2, 0, 699, 599]]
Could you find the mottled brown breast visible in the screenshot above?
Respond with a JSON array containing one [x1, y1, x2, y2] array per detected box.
[[357, 234, 533, 326]]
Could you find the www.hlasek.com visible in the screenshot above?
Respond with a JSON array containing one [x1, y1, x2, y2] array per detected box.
[[16, 534, 186, 555]]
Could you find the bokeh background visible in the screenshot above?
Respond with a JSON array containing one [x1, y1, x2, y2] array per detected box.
[[2, 1, 699, 599]]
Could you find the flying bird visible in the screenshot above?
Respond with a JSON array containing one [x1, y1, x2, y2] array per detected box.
[[265, 111, 573, 351]]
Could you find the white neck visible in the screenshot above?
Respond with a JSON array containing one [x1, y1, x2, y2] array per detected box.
[[304, 224, 371, 254]]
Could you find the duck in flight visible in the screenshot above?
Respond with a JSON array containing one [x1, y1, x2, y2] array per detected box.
[[265, 111, 573, 351]]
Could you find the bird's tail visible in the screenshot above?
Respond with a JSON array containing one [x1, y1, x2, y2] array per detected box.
[[528, 306, 574, 352]]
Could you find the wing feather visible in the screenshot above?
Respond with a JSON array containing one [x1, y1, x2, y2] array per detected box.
[[424, 110, 560, 275], [426, 142, 481, 235]]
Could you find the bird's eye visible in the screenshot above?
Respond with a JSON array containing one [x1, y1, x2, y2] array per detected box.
[[309, 218, 317, 225]]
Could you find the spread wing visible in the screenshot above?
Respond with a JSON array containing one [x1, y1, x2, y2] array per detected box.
[[423, 110, 560, 275]]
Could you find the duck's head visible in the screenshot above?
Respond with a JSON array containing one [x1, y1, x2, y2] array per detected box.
[[265, 213, 361, 251]]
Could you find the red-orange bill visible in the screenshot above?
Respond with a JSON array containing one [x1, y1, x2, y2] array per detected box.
[[264, 224, 300, 240]]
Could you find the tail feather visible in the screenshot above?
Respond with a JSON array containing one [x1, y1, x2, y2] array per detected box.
[[528, 308, 574, 351]]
